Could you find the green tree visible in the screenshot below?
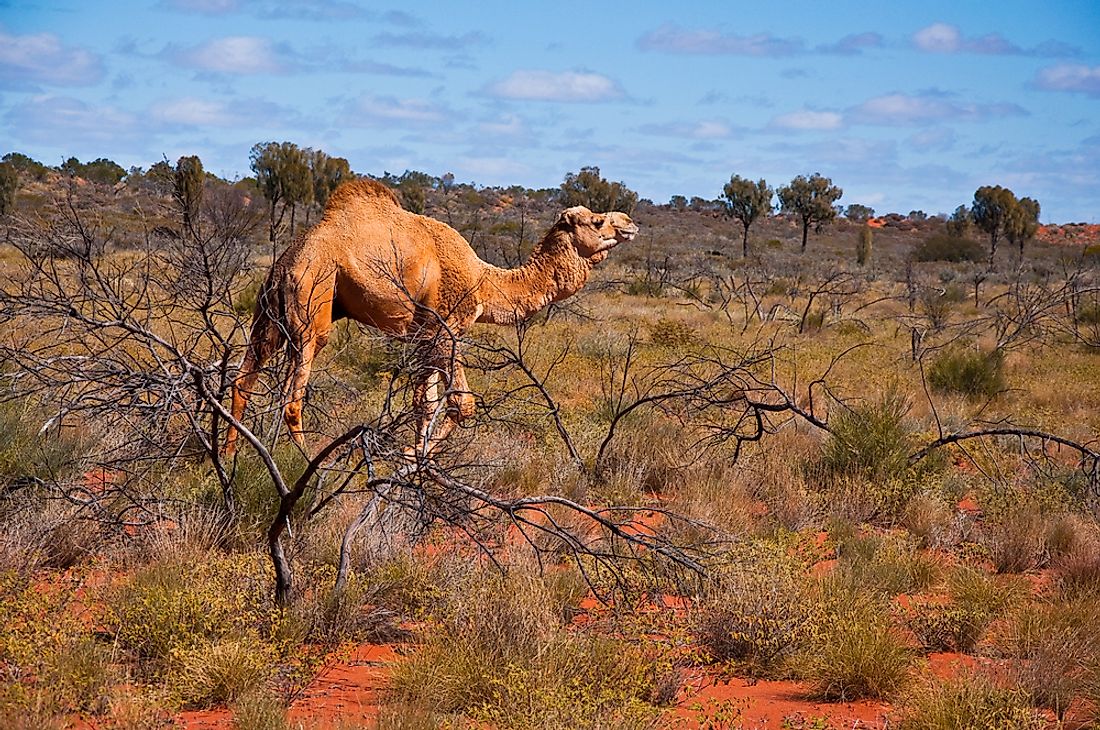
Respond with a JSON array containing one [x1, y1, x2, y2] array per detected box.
[[307, 150, 351, 222], [845, 204, 875, 223], [1005, 196, 1040, 259], [249, 141, 312, 244], [721, 175, 773, 258], [2, 152, 50, 182], [174, 155, 205, 233], [669, 194, 688, 211], [0, 162, 18, 217], [777, 173, 843, 253], [946, 205, 971, 237], [59, 157, 126, 185], [857, 224, 873, 267], [560, 166, 638, 214], [972, 185, 1017, 269]]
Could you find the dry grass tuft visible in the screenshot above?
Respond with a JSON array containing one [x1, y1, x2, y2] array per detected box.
[[898, 672, 1040, 730]]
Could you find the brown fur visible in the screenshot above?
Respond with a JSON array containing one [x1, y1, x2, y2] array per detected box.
[[225, 179, 637, 455]]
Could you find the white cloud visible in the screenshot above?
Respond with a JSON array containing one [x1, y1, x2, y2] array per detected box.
[[912, 23, 961, 53], [172, 36, 287, 74], [0, 28, 104, 88], [911, 22, 1078, 57], [1034, 64, 1100, 97], [4, 95, 137, 145], [638, 24, 802, 56], [161, 0, 241, 13], [151, 97, 239, 126], [485, 70, 624, 102], [345, 94, 448, 126], [770, 110, 843, 131], [637, 120, 735, 139], [848, 93, 1026, 125]]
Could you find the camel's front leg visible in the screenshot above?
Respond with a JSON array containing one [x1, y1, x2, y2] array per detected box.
[[412, 351, 476, 457]]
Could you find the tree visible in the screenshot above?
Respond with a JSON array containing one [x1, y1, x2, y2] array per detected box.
[[669, 194, 688, 211], [845, 204, 874, 223], [857, 224, 873, 267], [946, 205, 971, 237], [249, 141, 312, 245], [307, 150, 351, 222], [721, 175, 773, 258], [777, 173, 843, 253], [59, 157, 126, 186], [173, 155, 205, 233], [1005, 196, 1040, 259], [972, 185, 1017, 269], [0, 162, 17, 217], [560, 166, 638, 214], [2, 152, 50, 182]]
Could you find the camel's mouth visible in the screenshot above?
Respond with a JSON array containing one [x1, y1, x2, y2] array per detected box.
[[601, 227, 638, 248]]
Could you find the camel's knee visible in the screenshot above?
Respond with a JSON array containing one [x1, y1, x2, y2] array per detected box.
[[451, 391, 476, 422], [284, 401, 303, 432]]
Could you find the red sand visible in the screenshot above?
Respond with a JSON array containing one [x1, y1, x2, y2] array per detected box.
[[673, 671, 891, 728]]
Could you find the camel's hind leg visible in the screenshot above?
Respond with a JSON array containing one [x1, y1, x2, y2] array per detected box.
[[282, 293, 334, 450], [225, 296, 285, 456]]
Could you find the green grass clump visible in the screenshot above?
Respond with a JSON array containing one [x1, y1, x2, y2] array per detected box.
[[692, 552, 813, 676], [833, 530, 940, 597], [996, 598, 1100, 722], [106, 552, 280, 706], [0, 572, 116, 721], [796, 581, 914, 701], [821, 389, 914, 483], [927, 347, 1005, 399], [390, 569, 661, 728], [899, 673, 1040, 730], [904, 600, 993, 653]]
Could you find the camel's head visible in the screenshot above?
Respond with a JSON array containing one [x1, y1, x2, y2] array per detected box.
[[557, 206, 639, 263]]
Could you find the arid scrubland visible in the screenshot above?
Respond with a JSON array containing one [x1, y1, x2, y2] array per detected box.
[[1, 166, 1099, 730]]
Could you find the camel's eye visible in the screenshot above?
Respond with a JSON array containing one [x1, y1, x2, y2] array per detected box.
[[591, 215, 605, 228]]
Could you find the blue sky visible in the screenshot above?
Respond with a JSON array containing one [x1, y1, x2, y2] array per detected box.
[[1, 0, 1098, 221]]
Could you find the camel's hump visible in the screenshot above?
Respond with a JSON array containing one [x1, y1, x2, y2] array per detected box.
[[328, 178, 403, 209]]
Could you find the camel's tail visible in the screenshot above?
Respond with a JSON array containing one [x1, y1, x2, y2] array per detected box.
[[224, 276, 287, 455]]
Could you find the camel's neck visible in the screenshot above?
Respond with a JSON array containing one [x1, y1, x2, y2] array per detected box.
[[476, 229, 591, 324]]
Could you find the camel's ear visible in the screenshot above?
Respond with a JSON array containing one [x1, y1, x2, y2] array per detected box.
[[557, 206, 591, 228]]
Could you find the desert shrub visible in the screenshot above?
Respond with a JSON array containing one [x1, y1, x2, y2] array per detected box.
[[913, 234, 985, 263], [903, 599, 994, 653], [390, 569, 660, 728], [899, 673, 1040, 730], [947, 566, 1026, 618], [107, 552, 277, 677], [1053, 536, 1100, 598], [593, 414, 684, 501], [0, 401, 86, 490], [926, 347, 1005, 399], [692, 551, 813, 676], [174, 637, 274, 707], [648, 317, 695, 348], [983, 505, 1049, 574], [231, 689, 288, 730], [996, 598, 1100, 721], [834, 532, 940, 596], [233, 275, 263, 317], [820, 389, 915, 487], [0, 572, 115, 720], [901, 492, 958, 548], [796, 580, 914, 701]]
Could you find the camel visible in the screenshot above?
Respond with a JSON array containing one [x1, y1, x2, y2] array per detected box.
[[224, 178, 638, 456]]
